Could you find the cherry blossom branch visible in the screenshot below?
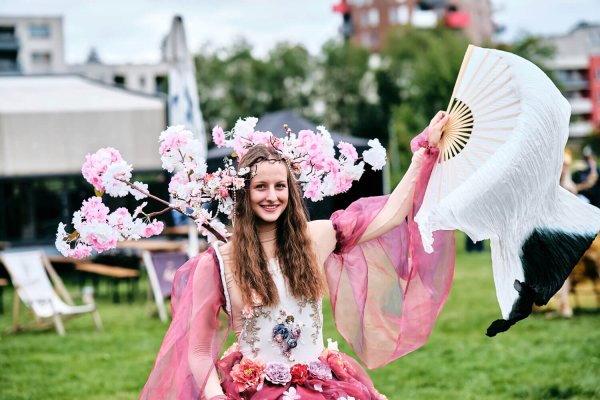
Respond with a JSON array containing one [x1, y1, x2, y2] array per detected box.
[[116, 177, 228, 242], [147, 206, 174, 218]]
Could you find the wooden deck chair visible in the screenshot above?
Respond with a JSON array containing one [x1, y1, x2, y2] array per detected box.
[[142, 251, 188, 322], [0, 250, 102, 336]]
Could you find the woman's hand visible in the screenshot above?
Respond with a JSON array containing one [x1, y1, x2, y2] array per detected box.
[[428, 111, 449, 148]]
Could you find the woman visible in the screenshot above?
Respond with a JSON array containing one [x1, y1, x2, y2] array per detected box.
[[141, 112, 452, 399]]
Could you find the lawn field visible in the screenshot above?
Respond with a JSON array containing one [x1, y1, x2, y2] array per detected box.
[[1, 239, 599, 399]]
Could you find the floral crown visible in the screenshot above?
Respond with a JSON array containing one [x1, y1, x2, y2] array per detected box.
[[56, 117, 386, 258]]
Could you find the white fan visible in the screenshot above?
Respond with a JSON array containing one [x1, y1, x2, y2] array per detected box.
[[415, 45, 600, 336], [423, 45, 521, 209]]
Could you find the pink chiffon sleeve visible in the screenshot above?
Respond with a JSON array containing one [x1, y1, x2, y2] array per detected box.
[[324, 129, 456, 370], [140, 248, 230, 400]]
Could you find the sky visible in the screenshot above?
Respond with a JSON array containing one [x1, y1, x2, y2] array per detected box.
[[0, 0, 598, 64]]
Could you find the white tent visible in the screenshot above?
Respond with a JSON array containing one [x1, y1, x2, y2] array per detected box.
[[0, 75, 165, 177]]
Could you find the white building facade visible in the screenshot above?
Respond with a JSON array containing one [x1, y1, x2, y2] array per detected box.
[[0, 15, 67, 74]]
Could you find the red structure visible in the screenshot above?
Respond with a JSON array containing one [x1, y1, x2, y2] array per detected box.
[[445, 11, 470, 29], [589, 55, 600, 127]]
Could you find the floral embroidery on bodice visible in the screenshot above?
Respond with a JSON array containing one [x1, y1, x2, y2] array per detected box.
[[214, 241, 324, 365], [237, 261, 324, 364]]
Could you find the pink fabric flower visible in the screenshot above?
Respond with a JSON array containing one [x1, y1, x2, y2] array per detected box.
[[264, 362, 291, 385], [307, 360, 332, 380], [324, 350, 352, 380], [212, 126, 226, 147], [230, 357, 265, 392]]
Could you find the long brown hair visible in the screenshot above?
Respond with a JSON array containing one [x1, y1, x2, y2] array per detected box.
[[231, 145, 324, 306]]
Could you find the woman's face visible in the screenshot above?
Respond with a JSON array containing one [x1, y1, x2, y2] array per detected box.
[[249, 160, 289, 231]]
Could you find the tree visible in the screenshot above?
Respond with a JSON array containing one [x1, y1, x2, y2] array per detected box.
[[313, 40, 376, 137], [380, 27, 469, 182], [194, 41, 315, 133]]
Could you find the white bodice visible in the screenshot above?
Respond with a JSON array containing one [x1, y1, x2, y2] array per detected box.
[[214, 242, 324, 365]]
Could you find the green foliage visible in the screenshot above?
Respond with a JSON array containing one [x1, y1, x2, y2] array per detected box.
[[1, 242, 599, 399], [195, 40, 314, 131], [381, 27, 470, 182], [313, 40, 382, 138]]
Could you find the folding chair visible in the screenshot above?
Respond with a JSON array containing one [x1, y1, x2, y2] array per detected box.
[[0, 250, 102, 335], [142, 251, 188, 322]]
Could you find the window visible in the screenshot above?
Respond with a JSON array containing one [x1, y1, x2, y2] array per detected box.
[[389, 5, 409, 24], [31, 52, 51, 65], [113, 75, 126, 86], [360, 31, 380, 48], [349, 0, 372, 6], [361, 8, 380, 27], [29, 24, 50, 38], [139, 76, 146, 88], [596, 68, 600, 80]]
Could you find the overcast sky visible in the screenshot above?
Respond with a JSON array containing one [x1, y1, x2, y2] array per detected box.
[[0, 0, 598, 64]]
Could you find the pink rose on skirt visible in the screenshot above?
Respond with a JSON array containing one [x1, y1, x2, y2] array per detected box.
[[230, 357, 266, 392], [325, 350, 350, 380]]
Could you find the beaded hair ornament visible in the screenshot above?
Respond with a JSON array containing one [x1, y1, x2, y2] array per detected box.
[[56, 117, 387, 258]]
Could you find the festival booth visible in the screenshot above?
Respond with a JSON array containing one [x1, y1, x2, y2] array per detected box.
[[0, 75, 166, 245]]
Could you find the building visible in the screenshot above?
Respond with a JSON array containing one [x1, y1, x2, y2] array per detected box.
[[70, 50, 168, 95], [0, 75, 166, 244], [0, 15, 67, 74], [546, 22, 600, 139], [345, 0, 494, 52], [0, 15, 168, 95]]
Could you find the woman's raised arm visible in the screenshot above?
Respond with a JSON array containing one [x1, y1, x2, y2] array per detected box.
[[358, 111, 448, 243], [308, 111, 448, 258]]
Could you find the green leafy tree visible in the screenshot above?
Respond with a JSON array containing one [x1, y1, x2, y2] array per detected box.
[[381, 27, 469, 182], [194, 41, 315, 134], [313, 40, 376, 137]]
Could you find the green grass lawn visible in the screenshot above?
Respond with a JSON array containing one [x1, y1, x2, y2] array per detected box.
[[1, 239, 599, 399]]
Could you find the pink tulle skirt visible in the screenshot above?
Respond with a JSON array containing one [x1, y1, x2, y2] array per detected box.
[[217, 348, 387, 400]]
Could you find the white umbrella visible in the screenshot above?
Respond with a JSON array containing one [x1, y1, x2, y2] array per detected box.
[[163, 15, 207, 156], [163, 15, 206, 257]]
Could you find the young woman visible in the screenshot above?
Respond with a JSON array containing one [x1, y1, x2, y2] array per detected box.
[[141, 112, 453, 400]]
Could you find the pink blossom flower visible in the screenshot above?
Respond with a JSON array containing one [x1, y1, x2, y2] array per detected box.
[[143, 221, 164, 238], [338, 141, 358, 161], [80, 197, 110, 223], [67, 243, 92, 259], [87, 230, 118, 253], [81, 147, 124, 191], [212, 125, 226, 147], [218, 187, 229, 198], [159, 126, 191, 155], [304, 178, 323, 202]]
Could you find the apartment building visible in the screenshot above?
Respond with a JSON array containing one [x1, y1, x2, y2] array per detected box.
[[546, 22, 600, 138], [344, 0, 494, 52], [0, 16, 66, 74]]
